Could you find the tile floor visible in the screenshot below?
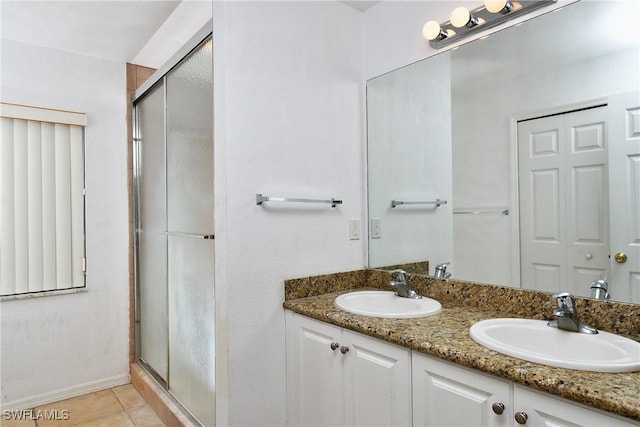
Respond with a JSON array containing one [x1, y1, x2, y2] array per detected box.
[[2, 385, 165, 427]]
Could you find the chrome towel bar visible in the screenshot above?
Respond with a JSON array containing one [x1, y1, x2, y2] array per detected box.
[[453, 209, 509, 216], [134, 230, 215, 239], [391, 199, 447, 208], [256, 194, 343, 208]]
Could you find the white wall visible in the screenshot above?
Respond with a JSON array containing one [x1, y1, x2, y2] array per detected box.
[[364, 0, 468, 79], [213, 1, 365, 425], [0, 40, 130, 408]]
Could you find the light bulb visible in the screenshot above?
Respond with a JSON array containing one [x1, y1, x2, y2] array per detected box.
[[450, 7, 472, 28], [485, 0, 513, 14], [422, 20, 445, 41]]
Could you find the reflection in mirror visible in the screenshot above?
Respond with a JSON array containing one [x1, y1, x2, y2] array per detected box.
[[367, 53, 453, 276], [367, 1, 640, 303]]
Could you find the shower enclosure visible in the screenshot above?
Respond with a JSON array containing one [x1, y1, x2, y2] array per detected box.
[[133, 31, 214, 427]]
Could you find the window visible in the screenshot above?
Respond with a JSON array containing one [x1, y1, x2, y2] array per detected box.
[[0, 103, 86, 297]]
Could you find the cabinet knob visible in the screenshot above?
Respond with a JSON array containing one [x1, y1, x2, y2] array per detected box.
[[515, 412, 528, 425], [330, 342, 339, 351], [492, 402, 505, 415], [340, 346, 350, 354]]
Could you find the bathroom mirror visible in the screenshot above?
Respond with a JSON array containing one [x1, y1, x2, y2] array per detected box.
[[367, 0, 640, 304]]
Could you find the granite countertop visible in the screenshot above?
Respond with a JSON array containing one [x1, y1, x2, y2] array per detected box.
[[283, 270, 640, 423]]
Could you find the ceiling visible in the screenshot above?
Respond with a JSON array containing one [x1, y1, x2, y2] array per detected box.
[[341, 1, 379, 12], [0, 0, 180, 63], [0, 0, 379, 65]]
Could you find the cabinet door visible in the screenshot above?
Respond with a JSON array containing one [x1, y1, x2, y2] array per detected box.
[[412, 353, 511, 427], [343, 330, 412, 427], [286, 313, 343, 427], [513, 385, 639, 427]]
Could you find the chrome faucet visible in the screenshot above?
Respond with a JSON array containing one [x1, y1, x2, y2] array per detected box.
[[590, 279, 610, 300], [547, 292, 598, 334], [434, 262, 451, 279], [390, 269, 421, 299]]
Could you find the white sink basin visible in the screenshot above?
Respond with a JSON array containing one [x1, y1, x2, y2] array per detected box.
[[470, 318, 640, 372], [334, 291, 442, 318]]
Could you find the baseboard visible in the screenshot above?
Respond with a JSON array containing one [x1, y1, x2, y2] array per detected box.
[[0, 373, 131, 411]]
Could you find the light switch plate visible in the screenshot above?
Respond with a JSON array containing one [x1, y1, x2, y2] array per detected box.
[[349, 219, 361, 240], [371, 218, 381, 239]]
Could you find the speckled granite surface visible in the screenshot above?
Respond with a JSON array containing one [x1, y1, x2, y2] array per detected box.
[[283, 269, 640, 422], [375, 261, 429, 275]]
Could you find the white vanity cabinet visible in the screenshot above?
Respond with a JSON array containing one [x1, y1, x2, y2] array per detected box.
[[413, 352, 639, 427], [285, 312, 412, 427], [286, 311, 638, 427], [513, 385, 638, 427], [412, 351, 511, 427]]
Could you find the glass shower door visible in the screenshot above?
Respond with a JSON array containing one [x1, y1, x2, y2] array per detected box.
[[136, 81, 168, 383], [135, 35, 214, 426], [166, 38, 215, 427]]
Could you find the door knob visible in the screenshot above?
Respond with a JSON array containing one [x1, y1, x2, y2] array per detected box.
[[614, 252, 628, 264], [330, 342, 339, 351], [340, 346, 349, 354]]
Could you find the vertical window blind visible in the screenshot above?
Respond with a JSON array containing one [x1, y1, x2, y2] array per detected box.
[[0, 103, 86, 297]]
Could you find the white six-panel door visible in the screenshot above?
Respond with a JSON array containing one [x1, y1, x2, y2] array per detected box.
[[518, 106, 609, 296], [607, 92, 640, 303]]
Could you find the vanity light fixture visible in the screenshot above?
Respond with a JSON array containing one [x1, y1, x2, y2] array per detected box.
[[424, 0, 555, 49], [422, 20, 450, 42], [450, 7, 479, 29], [485, 0, 516, 14]]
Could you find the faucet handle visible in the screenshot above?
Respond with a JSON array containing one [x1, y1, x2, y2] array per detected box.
[[590, 279, 610, 300], [390, 269, 408, 282], [552, 292, 576, 312], [434, 262, 451, 278]]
